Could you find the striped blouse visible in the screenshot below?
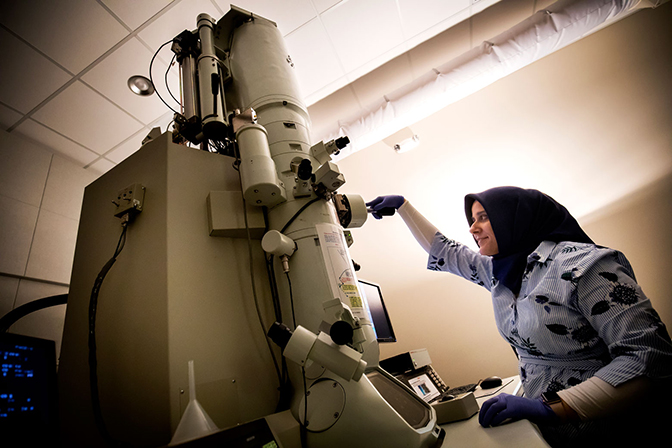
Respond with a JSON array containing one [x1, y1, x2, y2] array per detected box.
[[427, 234, 672, 400]]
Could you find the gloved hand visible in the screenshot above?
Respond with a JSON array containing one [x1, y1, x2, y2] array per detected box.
[[366, 195, 406, 219], [478, 394, 558, 427]]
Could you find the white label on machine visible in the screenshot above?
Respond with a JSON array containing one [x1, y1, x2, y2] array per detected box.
[[315, 223, 368, 320]]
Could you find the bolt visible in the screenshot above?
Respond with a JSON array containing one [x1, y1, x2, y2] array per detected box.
[[180, 389, 184, 394], [333, 412, 339, 418]]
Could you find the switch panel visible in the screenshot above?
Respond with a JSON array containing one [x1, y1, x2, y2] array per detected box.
[[113, 183, 145, 218]]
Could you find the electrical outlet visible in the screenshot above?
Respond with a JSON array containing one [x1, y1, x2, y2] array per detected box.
[[113, 183, 145, 218]]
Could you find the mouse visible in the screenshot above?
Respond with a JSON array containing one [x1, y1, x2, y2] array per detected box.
[[439, 394, 456, 402], [480, 376, 503, 389]]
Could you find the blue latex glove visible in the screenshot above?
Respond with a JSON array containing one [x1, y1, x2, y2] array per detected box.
[[366, 195, 405, 219], [479, 394, 558, 427]]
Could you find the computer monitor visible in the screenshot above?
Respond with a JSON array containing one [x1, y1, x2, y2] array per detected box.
[[0, 333, 58, 445], [357, 279, 396, 343]]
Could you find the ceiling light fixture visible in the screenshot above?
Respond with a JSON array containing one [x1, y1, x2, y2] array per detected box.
[[127, 75, 155, 96]]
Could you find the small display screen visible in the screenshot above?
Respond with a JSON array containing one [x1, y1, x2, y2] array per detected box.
[[0, 333, 57, 444], [358, 279, 396, 343]]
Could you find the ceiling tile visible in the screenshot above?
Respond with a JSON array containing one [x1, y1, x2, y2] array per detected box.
[[400, 5, 471, 55], [471, 0, 535, 46], [105, 129, 148, 163], [147, 111, 177, 132], [216, 0, 316, 35], [0, 28, 72, 114], [31, 82, 144, 155], [82, 37, 179, 125], [0, 104, 23, 131], [321, 0, 406, 73], [397, 0, 470, 39], [313, 0, 342, 14], [0, 0, 129, 74], [137, 0, 223, 52], [102, 0, 176, 30], [13, 119, 99, 167], [285, 18, 345, 99]]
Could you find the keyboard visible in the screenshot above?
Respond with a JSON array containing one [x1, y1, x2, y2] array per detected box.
[[445, 383, 478, 396]]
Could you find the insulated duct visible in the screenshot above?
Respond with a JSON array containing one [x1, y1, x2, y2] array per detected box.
[[324, 0, 667, 160]]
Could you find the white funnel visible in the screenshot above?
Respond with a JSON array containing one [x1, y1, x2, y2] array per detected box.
[[168, 360, 219, 446]]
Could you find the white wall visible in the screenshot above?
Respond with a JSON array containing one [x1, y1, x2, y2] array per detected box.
[[0, 130, 97, 359], [335, 3, 672, 387]]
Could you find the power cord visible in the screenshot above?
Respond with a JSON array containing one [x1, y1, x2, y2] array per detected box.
[[88, 215, 131, 447], [235, 161, 282, 385], [149, 40, 181, 116]]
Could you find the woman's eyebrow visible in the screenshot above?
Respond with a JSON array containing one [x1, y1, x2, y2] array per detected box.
[[472, 211, 487, 220]]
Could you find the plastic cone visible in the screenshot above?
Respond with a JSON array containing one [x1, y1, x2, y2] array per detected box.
[[168, 360, 219, 446]]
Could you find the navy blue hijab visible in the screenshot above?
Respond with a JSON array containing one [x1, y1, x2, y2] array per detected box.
[[464, 187, 593, 295]]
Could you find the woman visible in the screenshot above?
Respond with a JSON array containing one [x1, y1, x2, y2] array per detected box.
[[367, 187, 672, 447]]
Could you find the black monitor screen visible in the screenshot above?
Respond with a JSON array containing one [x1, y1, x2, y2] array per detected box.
[[0, 333, 57, 444], [358, 279, 396, 343]]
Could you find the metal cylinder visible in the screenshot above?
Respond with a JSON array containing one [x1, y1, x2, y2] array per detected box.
[[236, 123, 286, 207], [179, 54, 198, 119], [197, 13, 227, 140]]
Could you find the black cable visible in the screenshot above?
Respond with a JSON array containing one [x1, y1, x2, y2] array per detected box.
[[266, 254, 283, 322], [285, 270, 307, 448], [285, 272, 298, 330], [149, 40, 180, 116], [236, 168, 282, 385], [165, 53, 181, 106], [0, 294, 68, 333], [301, 366, 308, 448], [280, 197, 321, 234], [88, 221, 129, 447]]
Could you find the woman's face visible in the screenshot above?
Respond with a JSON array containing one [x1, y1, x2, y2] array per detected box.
[[470, 201, 499, 256]]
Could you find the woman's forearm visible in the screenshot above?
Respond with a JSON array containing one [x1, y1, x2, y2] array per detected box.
[[397, 201, 439, 253], [556, 376, 651, 421]]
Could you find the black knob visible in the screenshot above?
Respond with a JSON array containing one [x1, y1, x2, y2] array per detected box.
[[297, 159, 313, 181], [335, 136, 350, 149], [330, 321, 354, 346], [268, 322, 293, 349]]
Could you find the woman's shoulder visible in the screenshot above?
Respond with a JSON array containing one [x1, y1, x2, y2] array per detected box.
[[550, 242, 635, 282]]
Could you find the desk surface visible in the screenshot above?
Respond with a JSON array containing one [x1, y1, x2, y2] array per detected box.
[[439, 376, 550, 448]]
